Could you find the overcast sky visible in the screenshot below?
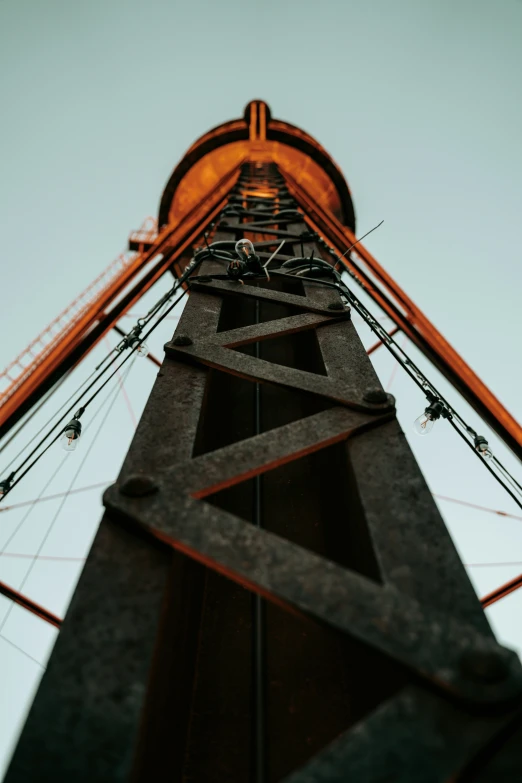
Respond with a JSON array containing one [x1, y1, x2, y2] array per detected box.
[[1, 0, 522, 777]]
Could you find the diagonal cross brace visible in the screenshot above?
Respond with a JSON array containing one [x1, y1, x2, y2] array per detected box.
[[104, 479, 522, 709], [104, 406, 522, 708], [208, 312, 339, 348], [281, 686, 522, 783], [166, 339, 391, 412], [188, 277, 348, 314], [182, 407, 386, 497]]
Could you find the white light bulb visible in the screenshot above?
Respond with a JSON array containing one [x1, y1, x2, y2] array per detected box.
[[413, 411, 436, 436], [235, 239, 255, 258], [0, 472, 14, 498], [475, 438, 493, 460], [136, 342, 149, 358], [61, 429, 79, 451], [60, 419, 82, 452]]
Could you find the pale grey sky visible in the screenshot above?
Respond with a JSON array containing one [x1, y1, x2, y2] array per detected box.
[[1, 0, 522, 777]]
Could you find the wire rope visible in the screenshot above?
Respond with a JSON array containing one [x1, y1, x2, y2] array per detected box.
[[0, 359, 136, 637], [0, 240, 210, 497], [271, 260, 522, 510]]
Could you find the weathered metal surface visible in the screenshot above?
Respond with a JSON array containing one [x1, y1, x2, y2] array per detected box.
[[7, 161, 522, 783], [166, 339, 389, 410], [184, 408, 388, 497], [208, 312, 339, 348], [130, 550, 207, 782], [104, 476, 522, 706], [5, 279, 218, 782], [347, 422, 494, 631], [5, 517, 174, 783], [282, 687, 521, 783], [467, 718, 522, 781], [189, 277, 348, 314]]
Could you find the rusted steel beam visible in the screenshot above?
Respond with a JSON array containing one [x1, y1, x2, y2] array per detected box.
[[189, 276, 344, 314], [166, 337, 382, 409], [0, 578, 61, 628], [210, 312, 337, 348], [183, 407, 391, 499], [481, 573, 522, 609]]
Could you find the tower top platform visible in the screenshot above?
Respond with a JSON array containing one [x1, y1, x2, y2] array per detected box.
[[158, 99, 355, 230]]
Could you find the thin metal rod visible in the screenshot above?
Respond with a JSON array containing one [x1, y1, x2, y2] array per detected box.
[[252, 294, 266, 783], [434, 494, 522, 522], [0, 578, 62, 628], [0, 481, 111, 514], [466, 561, 522, 568], [481, 573, 522, 608], [0, 552, 85, 563]]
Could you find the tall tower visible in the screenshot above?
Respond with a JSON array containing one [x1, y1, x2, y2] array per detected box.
[[4, 101, 522, 782]]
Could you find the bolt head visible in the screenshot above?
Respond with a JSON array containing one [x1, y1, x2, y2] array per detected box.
[[328, 301, 345, 311], [460, 649, 510, 684], [173, 335, 193, 346], [120, 475, 158, 498], [364, 389, 388, 404]]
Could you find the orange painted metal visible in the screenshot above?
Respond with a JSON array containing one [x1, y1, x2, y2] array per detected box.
[[249, 100, 258, 140], [0, 251, 135, 400], [3, 98, 520, 468], [0, 577, 62, 628], [160, 100, 353, 228], [165, 141, 343, 227], [283, 168, 522, 460], [481, 573, 522, 609], [0, 165, 241, 434], [128, 216, 158, 252]]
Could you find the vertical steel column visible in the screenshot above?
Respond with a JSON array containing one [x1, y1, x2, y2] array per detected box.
[[6, 163, 522, 783], [253, 295, 266, 783]]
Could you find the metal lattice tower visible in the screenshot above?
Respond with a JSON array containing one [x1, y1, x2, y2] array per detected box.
[[4, 101, 522, 782]]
